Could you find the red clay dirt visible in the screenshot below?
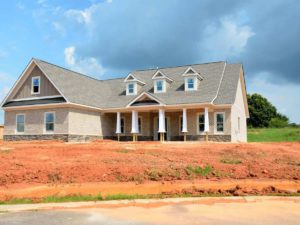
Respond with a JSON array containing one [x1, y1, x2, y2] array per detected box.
[[0, 140, 300, 200]]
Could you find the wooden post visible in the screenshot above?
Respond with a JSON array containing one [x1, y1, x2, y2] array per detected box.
[[206, 132, 208, 142], [184, 133, 186, 142], [117, 134, 120, 142]]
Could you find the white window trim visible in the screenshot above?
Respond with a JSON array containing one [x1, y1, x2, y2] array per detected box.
[[120, 117, 126, 135], [214, 112, 225, 134], [196, 112, 206, 135], [185, 77, 197, 91], [15, 114, 25, 134], [31, 76, 41, 95], [44, 112, 55, 134], [154, 79, 166, 93], [126, 82, 137, 95]]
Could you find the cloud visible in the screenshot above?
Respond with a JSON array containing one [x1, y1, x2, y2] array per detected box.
[[64, 4, 99, 25], [64, 46, 105, 77], [52, 22, 66, 36]]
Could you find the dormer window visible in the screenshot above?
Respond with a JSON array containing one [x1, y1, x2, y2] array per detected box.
[[155, 80, 165, 93], [182, 67, 203, 91], [124, 73, 145, 96], [31, 76, 40, 94], [152, 70, 173, 93], [126, 83, 136, 95]]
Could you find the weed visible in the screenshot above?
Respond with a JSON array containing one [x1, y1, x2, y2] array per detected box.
[[47, 172, 61, 183], [185, 165, 213, 176], [130, 174, 144, 184], [117, 149, 129, 154], [42, 194, 103, 203], [104, 194, 148, 201], [220, 158, 242, 165], [147, 169, 162, 181]]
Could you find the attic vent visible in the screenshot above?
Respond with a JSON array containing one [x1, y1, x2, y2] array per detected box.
[[126, 75, 135, 80], [155, 72, 164, 77], [186, 69, 195, 74]]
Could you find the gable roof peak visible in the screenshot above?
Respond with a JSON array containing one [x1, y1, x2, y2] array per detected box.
[[151, 70, 173, 82], [124, 73, 146, 85], [182, 66, 204, 80]]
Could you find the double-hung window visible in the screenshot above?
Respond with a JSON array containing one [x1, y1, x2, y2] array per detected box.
[[185, 77, 196, 91], [155, 80, 164, 93], [45, 112, 55, 132], [32, 76, 40, 94], [16, 114, 25, 133], [215, 112, 225, 133], [198, 114, 205, 133], [127, 83, 136, 95], [120, 117, 125, 134]]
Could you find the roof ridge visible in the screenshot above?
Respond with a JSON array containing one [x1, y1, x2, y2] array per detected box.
[[133, 61, 226, 72], [33, 58, 103, 83]]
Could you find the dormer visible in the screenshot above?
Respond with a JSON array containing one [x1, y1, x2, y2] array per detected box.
[[182, 67, 203, 91], [152, 70, 173, 93], [124, 73, 145, 95]]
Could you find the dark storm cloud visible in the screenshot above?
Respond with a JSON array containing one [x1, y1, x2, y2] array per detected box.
[[73, 0, 300, 83]]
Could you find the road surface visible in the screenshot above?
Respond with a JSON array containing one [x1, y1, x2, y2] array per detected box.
[[0, 196, 299, 225]]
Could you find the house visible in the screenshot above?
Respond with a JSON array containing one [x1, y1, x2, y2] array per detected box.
[[0, 58, 249, 142], [0, 124, 3, 140]]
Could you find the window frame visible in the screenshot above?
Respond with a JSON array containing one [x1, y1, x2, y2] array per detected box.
[[196, 113, 206, 134], [154, 79, 165, 93], [214, 112, 225, 134], [44, 112, 55, 133], [185, 77, 197, 91], [138, 116, 143, 135], [126, 82, 137, 95], [15, 114, 25, 134], [31, 76, 41, 94]]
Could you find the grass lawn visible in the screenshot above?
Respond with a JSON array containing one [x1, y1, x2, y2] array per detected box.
[[248, 127, 300, 142]]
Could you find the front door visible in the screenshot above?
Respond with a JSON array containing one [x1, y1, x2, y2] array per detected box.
[[154, 117, 169, 141]]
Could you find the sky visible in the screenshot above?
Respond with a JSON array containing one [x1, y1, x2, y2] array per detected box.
[[0, 0, 300, 123]]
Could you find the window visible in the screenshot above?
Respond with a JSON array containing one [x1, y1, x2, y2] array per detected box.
[[198, 114, 205, 133], [32, 76, 40, 94], [127, 83, 136, 95], [215, 112, 225, 133], [45, 112, 55, 132], [185, 77, 196, 91], [155, 80, 165, 93], [120, 117, 125, 134], [138, 117, 142, 134], [16, 114, 25, 133]]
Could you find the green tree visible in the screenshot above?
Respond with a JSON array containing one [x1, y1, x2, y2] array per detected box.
[[247, 93, 289, 128]]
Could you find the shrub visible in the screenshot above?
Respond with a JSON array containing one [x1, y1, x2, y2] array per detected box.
[[269, 118, 289, 128]]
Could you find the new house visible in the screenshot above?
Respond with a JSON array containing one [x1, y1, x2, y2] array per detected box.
[[1, 58, 249, 142]]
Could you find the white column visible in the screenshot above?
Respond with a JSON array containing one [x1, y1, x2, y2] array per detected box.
[[182, 108, 188, 133], [204, 107, 209, 132], [115, 112, 121, 134], [158, 109, 166, 133], [131, 110, 139, 133]]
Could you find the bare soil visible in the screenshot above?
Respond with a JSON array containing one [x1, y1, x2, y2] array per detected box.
[[0, 140, 299, 200]]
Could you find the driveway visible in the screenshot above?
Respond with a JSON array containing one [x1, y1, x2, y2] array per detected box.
[[0, 196, 299, 225]]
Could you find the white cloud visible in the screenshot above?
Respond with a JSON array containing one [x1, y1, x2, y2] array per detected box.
[[107, 0, 113, 3], [248, 72, 300, 123], [52, 22, 66, 36], [201, 18, 255, 60], [64, 4, 98, 25], [64, 46, 105, 77], [37, 0, 47, 5]]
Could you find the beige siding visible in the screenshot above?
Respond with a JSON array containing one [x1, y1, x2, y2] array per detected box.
[[0, 125, 4, 140], [68, 108, 102, 136], [4, 108, 69, 135], [12, 66, 60, 99], [231, 78, 247, 142]]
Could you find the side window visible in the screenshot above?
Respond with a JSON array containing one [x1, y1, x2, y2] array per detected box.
[[215, 113, 225, 133], [120, 117, 125, 134], [32, 76, 40, 94], [16, 114, 25, 133], [45, 112, 55, 132], [138, 117, 142, 134], [198, 114, 205, 133], [127, 83, 136, 95]]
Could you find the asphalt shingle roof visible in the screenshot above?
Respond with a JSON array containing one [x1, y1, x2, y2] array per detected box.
[[34, 59, 242, 109]]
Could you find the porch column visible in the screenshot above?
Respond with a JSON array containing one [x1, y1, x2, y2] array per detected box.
[[158, 109, 165, 142], [131, 110, 139, 141], [115, 112, 121, 141], [182, 108, 188, 141], [204, 107, 209, 141]]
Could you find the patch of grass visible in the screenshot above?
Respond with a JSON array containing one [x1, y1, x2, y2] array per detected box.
[[0, 198, 33, 205], [220, 158, 242, 165], [42, 194, 103, 203], [248, 127, 300, 142], [117, 149, 129, 154], [185, 165, 213, 176], [104, 194, 149, 201]]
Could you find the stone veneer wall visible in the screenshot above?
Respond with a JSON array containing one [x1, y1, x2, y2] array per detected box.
[[4, 134, 103, 142]]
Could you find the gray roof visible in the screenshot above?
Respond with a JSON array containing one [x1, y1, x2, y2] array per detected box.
[[34, 59, 242, 109]]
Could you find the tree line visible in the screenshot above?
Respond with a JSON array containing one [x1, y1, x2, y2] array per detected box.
[[247, 93, 294, 128]]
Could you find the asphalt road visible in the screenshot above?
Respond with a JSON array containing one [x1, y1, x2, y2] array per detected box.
[[0, 197, 299, 225]]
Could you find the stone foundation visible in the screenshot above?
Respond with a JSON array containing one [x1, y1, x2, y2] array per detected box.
[[4, 134, 103, 142]]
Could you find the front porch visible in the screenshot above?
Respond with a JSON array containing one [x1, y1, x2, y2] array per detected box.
[[104, 106, 231, 142]]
